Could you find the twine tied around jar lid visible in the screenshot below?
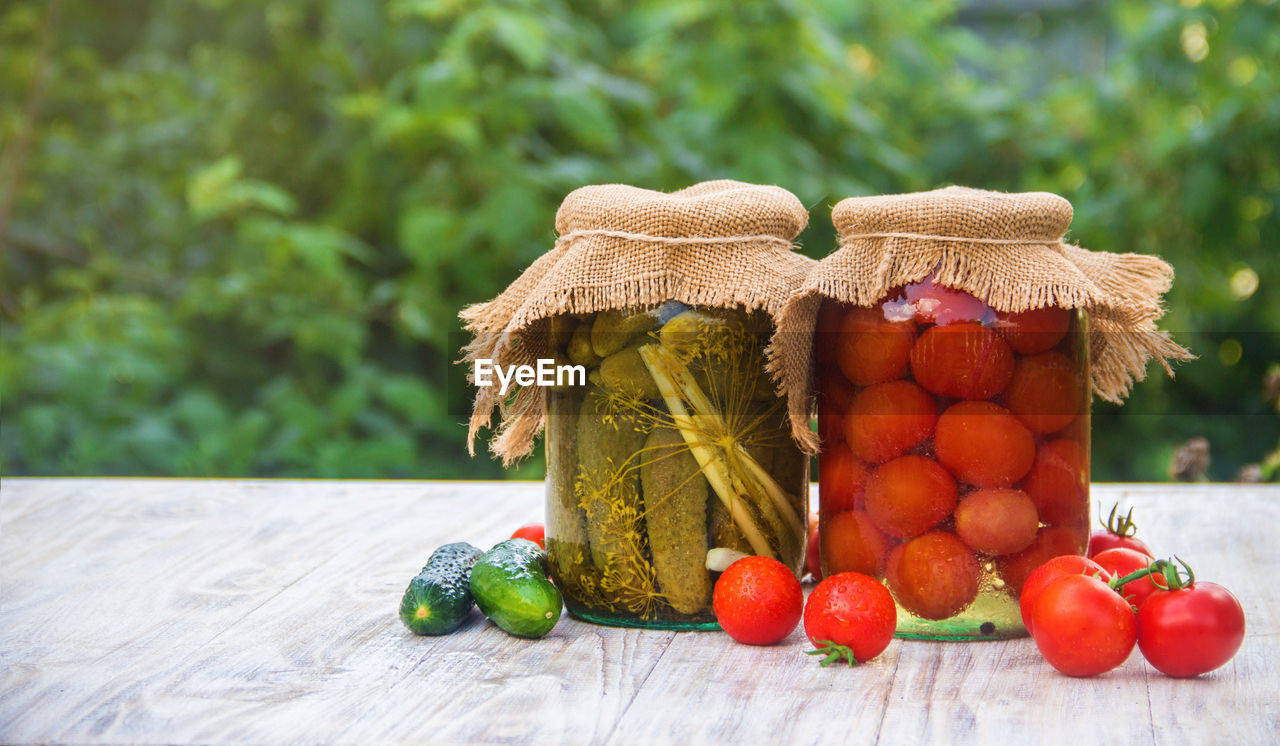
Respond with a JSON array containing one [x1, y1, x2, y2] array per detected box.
[[459, 180, 816, 464], [772, 186, 1193, 451]]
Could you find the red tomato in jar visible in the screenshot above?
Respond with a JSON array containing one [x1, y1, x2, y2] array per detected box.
[[934, 401, 1035, 488], [835, 307, 917, 386], [1003, 352, 1084, 435], [1031, 573, 1137, 677], [822, 510, 892, 578], [1023, 439, 1089, 528], [864, 455, 958, 539], [997, 306, 1070, 355], [952, 488, 1039, 556], [885, 531, 980, 620], [910, 322, 1014, 400], [843, 380, 937, 464], [819, 444, 868, 515], [1018, 554, 1111, 635], [1137, 581, 1246, 677], [1092, 547, 1166, 609], [510, 522, 546, 549]]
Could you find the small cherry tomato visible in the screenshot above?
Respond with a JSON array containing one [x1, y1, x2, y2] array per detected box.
[[1031, 573, 1136, 677], [885, 531, 980, 620], [822, 510, 892, 578], [1137, 581, 1245, 678], [842, 380, 937, 464], [1018, 554, 1111, 635], [1088, 504, 1153, 557], [1003, 352, 1084, 435], [713, 556, 804, 645], [910, 322, 1014, 400], [953, 488, 1039, 556], [864, 455, 958, 539], [1023, 439, 1089, 527], [1092, 547, 1166, 609], [804, 572, 897, 665], [934, 401, 1035, 488], [997, 306, 1070, 355], [835, 307, 916, 386], [510, 522, 546, 549], [819, 444, 868, 514]]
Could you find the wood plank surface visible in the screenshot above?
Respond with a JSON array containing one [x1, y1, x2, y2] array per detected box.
[[1, 479, 1277, 745]]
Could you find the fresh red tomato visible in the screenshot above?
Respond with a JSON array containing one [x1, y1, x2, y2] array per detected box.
[[510, 522, 546, 549], [1087, 504, 1153, 557], [1092, 547, 1165, 609], [934, 401, 1035, 488], [996, 525, 1088, 596], [1137, 581, 1246, 678], [885, 531, 980, 620], [803, 572, 897, 665], [835, 307, 916, 386], [863, 455, 958, 539], [1018, 555, 1111, 635], [1089, 531, 1152, 557], [1031, 573, 1137, 677], [822, 510, 892, 578], [713, 556, 804, 645], [805, 521, 822, 582]]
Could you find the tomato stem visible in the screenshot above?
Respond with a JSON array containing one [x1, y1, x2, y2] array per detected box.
[[805, 640, 858, 667], [1101, 503, 1139, 538]]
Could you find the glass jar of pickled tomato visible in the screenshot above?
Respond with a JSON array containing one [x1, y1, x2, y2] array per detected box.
[[815, 277, 1089, 639]]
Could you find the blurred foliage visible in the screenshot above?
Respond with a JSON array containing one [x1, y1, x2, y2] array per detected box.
[[2, 0, 1278, 480]]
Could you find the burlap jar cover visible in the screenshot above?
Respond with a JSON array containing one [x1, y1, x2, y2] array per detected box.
[[772, 185, 1194, 447], [460, 179, 816, 463]]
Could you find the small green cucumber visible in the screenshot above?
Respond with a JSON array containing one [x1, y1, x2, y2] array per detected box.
[[470, 539, 563, 638], [399, 542, 484, 635]]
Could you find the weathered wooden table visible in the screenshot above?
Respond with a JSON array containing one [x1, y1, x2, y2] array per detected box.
[[1, 479, 1276, 744]]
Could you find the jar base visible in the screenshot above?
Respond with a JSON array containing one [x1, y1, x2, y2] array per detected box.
[[567, 608, 720, 631]]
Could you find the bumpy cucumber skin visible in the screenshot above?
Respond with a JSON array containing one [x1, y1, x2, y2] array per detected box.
[[470, 539, 563, 638], [399, 542, 484, 635]]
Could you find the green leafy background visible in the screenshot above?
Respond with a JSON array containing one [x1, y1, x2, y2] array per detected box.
[[3, 0, 1278, 481]]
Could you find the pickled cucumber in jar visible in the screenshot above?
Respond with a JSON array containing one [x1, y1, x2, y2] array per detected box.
[[543, 302, 808, 629]]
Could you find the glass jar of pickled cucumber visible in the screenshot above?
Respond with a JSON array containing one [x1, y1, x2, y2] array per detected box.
[[815, 277, 1089, 639], [544, 302, 809, 629]]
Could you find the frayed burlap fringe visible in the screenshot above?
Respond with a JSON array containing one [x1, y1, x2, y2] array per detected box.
[[460, 180, 817, 465], [774, 186, 1193, 443]]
